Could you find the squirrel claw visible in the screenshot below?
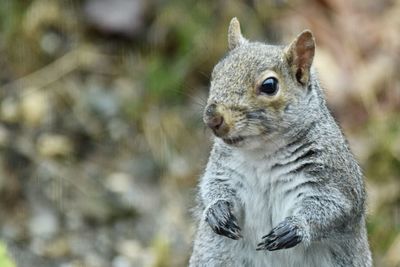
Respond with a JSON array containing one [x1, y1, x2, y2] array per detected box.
[[205, 199, 242, 240], [256, 218, 302, 251]]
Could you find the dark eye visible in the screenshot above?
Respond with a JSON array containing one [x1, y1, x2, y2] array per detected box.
[[259, 77, 279, 95]]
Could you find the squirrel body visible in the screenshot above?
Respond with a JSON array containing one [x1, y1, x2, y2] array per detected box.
[[189, 18, 372, 267]]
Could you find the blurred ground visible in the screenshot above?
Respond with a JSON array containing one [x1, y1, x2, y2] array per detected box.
[[0, 0, 399, 266]]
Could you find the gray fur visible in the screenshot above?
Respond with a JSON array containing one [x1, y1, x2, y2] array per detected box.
[[190, 19, 372, 267]]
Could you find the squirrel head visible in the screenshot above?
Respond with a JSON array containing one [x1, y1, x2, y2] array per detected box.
[[204, 18, 320, 148]]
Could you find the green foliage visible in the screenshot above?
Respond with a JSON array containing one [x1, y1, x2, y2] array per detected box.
[[367, 211, 400, 254], [365, 115, 400, 182], [145, 53, 188, 103], [151, 235, 172, 267], [0, 1, 26, 44], [142, 0, 213, 104], [0, 243, 16, 267]]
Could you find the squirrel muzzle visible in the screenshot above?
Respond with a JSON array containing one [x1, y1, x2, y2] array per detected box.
[[204, 103, 230, 137]]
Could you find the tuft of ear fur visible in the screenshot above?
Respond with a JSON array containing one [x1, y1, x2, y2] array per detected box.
[[228, 17, 246, 50], [285, 30, 315, 86]]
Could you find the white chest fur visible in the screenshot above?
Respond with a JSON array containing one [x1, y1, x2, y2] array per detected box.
[[224, 149, 333, 267]]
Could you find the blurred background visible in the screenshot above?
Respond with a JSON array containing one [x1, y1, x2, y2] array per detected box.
[[0, 0, 399, 266]]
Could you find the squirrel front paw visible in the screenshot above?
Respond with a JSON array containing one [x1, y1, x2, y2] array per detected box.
[[205, 199, 242, 240], [256, 217, 303, 251]]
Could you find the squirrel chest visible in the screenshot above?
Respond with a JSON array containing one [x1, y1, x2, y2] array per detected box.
[[221, 144, 334, 267]]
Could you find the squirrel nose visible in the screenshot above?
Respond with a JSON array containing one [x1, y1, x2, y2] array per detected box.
[[206, 114, 224, 131], [204, 103, 227, 134]]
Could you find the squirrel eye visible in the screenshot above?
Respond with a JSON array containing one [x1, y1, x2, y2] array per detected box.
[[259, 77, 279, 96]]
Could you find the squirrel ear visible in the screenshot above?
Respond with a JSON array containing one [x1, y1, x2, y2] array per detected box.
[[228, 17, 246, 50], [284, 30, 315, 85]]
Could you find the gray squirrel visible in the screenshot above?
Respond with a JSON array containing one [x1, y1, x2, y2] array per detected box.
[[189, 18, 372, 267]]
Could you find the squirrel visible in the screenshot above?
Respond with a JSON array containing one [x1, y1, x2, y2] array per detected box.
[[189, 18, 372, 267]]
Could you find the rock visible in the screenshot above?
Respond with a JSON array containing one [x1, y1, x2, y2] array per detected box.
[[108, 119, 129, 141], [112, 255, 132, 267], [37, 134, 73, 157], [42, 236, 70, 258], [64, 210, 84, 231], [68, 232, 93, 257], [86, 86, 119, 118], [105, 171, 158, 214], [115, 240, 155, 267], [84, 252, 109, 267], [116, 240, 142, 259], [1, 220, 25, 241], [60, 260, 92, 267], [20, 88, 50, 127], [105, 172, 132, 194], [168, 155, 191, 179], [28, 207, 59, 238], [40, 30, 64, 56], [0, 98, 20, 123], [84, 0, 147, 38]]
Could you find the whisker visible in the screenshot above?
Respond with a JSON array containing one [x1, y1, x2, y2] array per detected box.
[[168, 88, 208, 108]]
